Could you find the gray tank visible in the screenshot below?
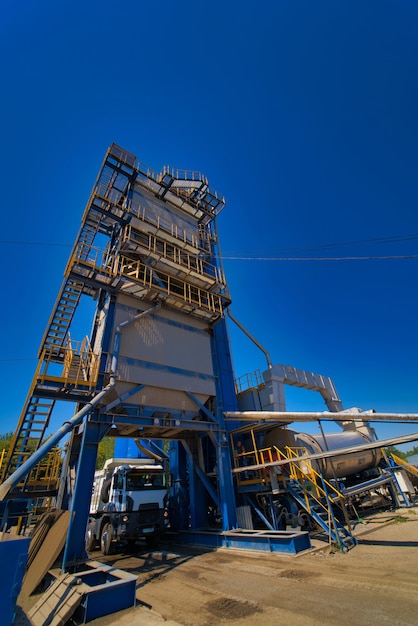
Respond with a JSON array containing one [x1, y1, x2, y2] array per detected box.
[[263, 427, 382, 479]]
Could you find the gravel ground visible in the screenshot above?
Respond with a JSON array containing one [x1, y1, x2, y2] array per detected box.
[[15, 506, 418, 626]]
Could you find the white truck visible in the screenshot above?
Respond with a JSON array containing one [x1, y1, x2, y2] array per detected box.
[[86, 457, 168, 554]]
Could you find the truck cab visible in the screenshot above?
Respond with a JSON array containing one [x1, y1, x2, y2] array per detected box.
[[87, 458, 169, 554]]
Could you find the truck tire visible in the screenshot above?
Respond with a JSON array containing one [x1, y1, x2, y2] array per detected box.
[[100, 522, 114, 555], [100, 479, 111, 504], [85, 522, 97, 552]]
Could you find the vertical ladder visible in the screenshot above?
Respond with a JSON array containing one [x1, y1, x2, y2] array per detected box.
[[40, 279, 84, 359], [40, 220, 100, 359], [1, 145, 135, 493], [1, 371, 55, 483]]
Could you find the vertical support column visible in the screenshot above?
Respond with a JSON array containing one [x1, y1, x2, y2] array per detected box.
[[186, 443, 208, 528], [211, 317, 238, 530], [62, 417, 110, 568], [168, 441, 190, 531]]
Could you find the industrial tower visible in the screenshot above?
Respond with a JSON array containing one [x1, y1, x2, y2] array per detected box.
[[1, 143, 239, 563], [2, 143, 414, 567]]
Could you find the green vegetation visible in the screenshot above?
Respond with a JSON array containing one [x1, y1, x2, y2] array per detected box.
[[1, 431, 114, 472], [96, 437, 116, 469], [0, 431, 14, 454], [384, 446, 408, 460]]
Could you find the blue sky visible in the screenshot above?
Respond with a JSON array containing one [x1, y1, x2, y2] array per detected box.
[[1, 0, 418, 449]]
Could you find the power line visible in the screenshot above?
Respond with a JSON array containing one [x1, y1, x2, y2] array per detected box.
[[0, 240, 71, 247], [1, 238, 417, 262], [0, 357, 37, 362], [221, 255, 418, 261]]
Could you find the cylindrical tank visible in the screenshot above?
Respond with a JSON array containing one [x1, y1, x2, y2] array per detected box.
[[263, 427, 382, 479]]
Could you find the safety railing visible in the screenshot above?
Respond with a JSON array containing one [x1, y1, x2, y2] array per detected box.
[[278, 446, 352, 531], [119, 255, 226, 317], [158, 165, 226, 214], [233, 443, 271, 487], [71, 242, 117, 278], [38, 335, 100, 391], [108, 143, 136, 168], [0, 448, 6, 476], [27, 446, 62, 491], [93, 185, 214, 252], [121, 225, 225, 286], [160, 165, 209, 186], [233, 439, 353, 544], [233, 441, 347, 510], [235, 369, 264, 395]]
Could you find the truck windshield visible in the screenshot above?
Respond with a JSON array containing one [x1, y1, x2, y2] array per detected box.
[[126, 471, 165, 490]]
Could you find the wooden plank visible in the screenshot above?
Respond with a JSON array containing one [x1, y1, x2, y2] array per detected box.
[[28, 576, 85, 626], [20, 511, 72, 597]]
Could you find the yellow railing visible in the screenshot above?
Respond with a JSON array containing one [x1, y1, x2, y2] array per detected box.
[[235, 369, 264, 395], [391, 453, 418, 478], [121, 225, 226, 286], [27, 446, 62, 490], [94, 186, 214, 251], [160, 165, 209, 186], [0, 448, 6, 475], [119, 255, 227, 316], [233, 439, 351, 531], [1, 446, 62, 494], [283, 446, 339, 497], [39, 335, 100, 390]]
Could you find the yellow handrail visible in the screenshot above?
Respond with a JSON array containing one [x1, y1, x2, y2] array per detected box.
[[39, 336, 99, 390], [232, 437, 351, 532], [0, 448, 6, 474]]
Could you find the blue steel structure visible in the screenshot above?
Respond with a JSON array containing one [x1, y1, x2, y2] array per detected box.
[[2, 143, 408, 565], [1, 143, 241, 564]]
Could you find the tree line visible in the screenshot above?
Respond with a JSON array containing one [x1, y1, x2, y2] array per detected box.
[[0, 432, 115, 470]]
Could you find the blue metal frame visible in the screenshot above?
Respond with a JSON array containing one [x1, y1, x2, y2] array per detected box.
[[209, 317, 239, 530], [62, 417, 111, 567]]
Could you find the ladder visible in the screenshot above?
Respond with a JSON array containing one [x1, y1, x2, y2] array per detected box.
[[40, 279, 84, 360], [0, 144, 136, 492], [1, 374, 55, 484]]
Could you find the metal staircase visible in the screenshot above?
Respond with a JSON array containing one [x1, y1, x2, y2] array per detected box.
[[285, 478, 357, 552], [0, 146, 132, 488], [1, 398, 55, 480], [277, 446, 356, 551], [40, 279, 84, 359], [0, 365, 56, 486], [233, 441, 357, 551]]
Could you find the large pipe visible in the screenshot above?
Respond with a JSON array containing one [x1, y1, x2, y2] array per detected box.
[[232, 431, 418, 474], [226, 309, 272, 369], [224, 410, 418, 423], [263, 428, 381, 479]]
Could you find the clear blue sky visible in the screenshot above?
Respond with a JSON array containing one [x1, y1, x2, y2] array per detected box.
[[1, 1, 417, 449]]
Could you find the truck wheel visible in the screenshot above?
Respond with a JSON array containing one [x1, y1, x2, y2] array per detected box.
[[101, 522, 114, 555], [100, 479, 111, 504], [85, 523, 97, 552]]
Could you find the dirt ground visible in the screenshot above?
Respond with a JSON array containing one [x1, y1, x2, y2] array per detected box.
[[16, 507, 418, 626]]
